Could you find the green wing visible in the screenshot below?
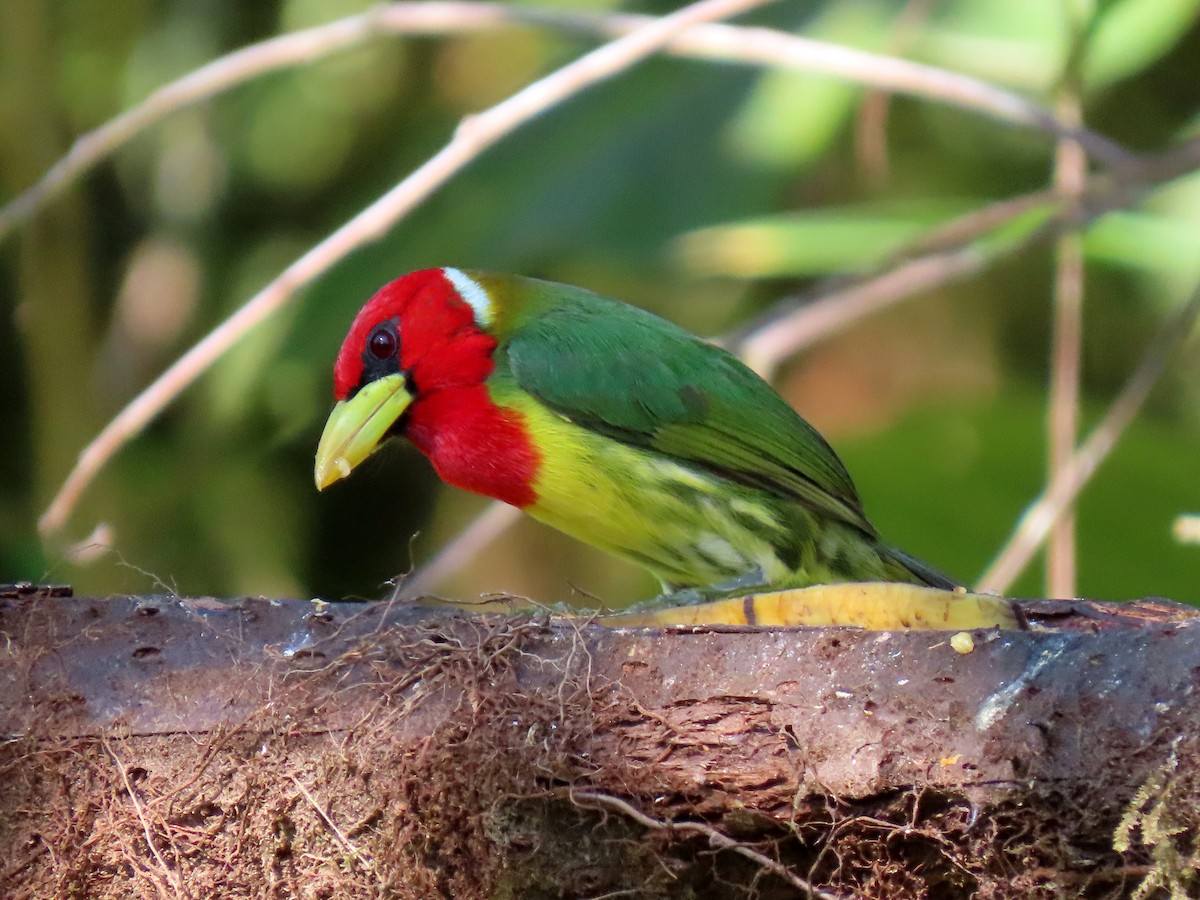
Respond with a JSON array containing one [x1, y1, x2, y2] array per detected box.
[[498, 287, 874, 534]]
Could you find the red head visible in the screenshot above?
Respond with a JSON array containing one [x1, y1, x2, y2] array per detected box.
[[332, 268, 498, 403], [316, 268, 538, 507]]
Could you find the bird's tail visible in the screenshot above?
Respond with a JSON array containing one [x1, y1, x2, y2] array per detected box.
[[882, 544, 959, 590]]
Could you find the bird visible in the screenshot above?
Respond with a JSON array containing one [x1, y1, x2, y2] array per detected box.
[[314, 268, 956, 599]]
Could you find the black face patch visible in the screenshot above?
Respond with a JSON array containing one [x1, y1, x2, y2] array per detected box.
[[356, 315, 402, 393]]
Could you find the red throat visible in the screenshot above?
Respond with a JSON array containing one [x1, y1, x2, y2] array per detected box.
[[333, 269, 540, 508], [405, 387, 538, 509]]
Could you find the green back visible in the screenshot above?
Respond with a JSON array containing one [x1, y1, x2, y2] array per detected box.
[[482, 274, 874, 535]]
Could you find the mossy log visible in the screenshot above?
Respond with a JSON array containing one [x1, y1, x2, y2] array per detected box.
[[2, 585, 1199, 898]]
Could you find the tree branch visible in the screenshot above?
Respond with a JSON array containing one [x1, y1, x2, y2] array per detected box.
[[5, 590, 1200, 896]]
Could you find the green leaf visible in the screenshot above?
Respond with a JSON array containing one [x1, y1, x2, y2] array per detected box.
[[1085, 0, 1200, 89], [726, 1, 891, 168], [673, 201, 977, 277], [1084, 211, 1200, 276], [911, 0, 1060, 92]]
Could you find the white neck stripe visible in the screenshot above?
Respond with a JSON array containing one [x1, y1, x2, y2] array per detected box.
[[442, 267, 493, 328]]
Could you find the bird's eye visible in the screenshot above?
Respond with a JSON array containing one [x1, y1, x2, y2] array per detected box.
[[368, 327, 396, 359]]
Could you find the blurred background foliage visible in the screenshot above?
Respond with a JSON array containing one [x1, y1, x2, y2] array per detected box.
[[0, 0, 1197, 606]]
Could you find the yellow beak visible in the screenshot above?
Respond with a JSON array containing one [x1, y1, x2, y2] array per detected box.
[[314, 373, 413, 490]]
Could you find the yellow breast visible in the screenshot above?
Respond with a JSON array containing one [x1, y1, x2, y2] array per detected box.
[[509, 394, 791, 589]]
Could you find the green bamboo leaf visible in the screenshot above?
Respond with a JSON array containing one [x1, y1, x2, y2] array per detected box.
[[673, 202, 977, 277], [1086, 0, 1200, 89], [726, 1, 891, 167], [911, 0, 1059, 92]]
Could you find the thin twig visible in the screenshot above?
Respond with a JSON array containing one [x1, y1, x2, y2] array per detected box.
[[570, 789, 844, 899], [0, 2, 1136, 245], [977, 278, 1200, 594], [104, 739, 185, 899], [903, 188, 1059, 256], [853, 0, 937, 185], [1046, 211, 1084, 598], [399, 501, 520, 598], [1045, 0, 1091, 598], [36, 0, 773, 536], [736, 240, 1006, 380], [290, 775, 379, 880]]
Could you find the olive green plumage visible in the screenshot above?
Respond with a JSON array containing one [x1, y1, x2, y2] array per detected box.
[[473, 272, 955, 595]]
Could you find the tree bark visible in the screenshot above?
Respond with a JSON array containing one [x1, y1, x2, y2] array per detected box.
[[2, 584, 1198, 898]]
